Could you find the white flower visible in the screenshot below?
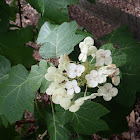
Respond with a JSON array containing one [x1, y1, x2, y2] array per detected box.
[[69, 95, 93, 112], [45, 66, 68, 83], [96, 49, 112, 66], [58, 54, 70, 71], [46, 82, 65, 95], [60, 97, 71, 110], [78, 44, 88, 62], [67, 63, 85, 78], [52, 88, 66, 104], [75, 96, 91, 103], [78, 37, 97, 62], [69, 100, 84, 112], [97, 83, 118, 101], [85, 70, 105, 88], [112, 68, 120, 86], [46, 82, 59, 95], [65, 80, 81, 95]]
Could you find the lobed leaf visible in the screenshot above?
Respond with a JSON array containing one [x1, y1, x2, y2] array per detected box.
[[0, 55, 11, 84], [100, 43, 127, 67], [0, 64, 35, 124], [0, 27, 36, 69], [39, 21, 85, 58], [100, 26, 140, 107], [69, 101, 109, 135], [26, 0, 78, 24], [28, 60, 52, 93]]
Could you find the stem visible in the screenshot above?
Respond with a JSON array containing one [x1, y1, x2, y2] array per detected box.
[[84, 85, 88, 97], [35, 94, 45, 120], [18, 0, 22, 27], [90, 57, 94, 63], [50, 96, 55, 115], [40, 130, 47, 139]]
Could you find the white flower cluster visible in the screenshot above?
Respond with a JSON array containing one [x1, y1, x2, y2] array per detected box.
[[45, 37, 121, 112]]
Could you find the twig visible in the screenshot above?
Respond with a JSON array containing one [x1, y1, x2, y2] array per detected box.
[[18, 0, 22, 27]]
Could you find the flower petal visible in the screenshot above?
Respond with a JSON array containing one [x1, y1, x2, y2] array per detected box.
[[74, 86, 81, 93], [105, 56, 112, 65], [110, 87, 118, 97]]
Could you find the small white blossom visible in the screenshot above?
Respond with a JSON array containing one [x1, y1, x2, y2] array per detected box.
[[67, 63, 85, 78], [60, 97, 71, 110], [69, 100, 85, 112], [45, 66, 68, 83], [65, 80, 81, 95], [85, 70, 105, 88], [75, 96, 91, 103], [78, 37, 97, 62], [58, 54, 70, 71], [97, 83, 118, 101], [96, 49, 112, 66], [52, 88, 67, 104], [112, 68, 120, 86]]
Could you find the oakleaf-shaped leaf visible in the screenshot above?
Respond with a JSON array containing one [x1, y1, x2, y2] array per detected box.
[[26, 0, 78, 24], [100, 25, 140, 107], [100, 43, 127, 67], [0, 55, 11, 84], [39, 21, 85, 58], [0, 64, 35, 124], [0, 0, 10, 32], [69, 101, 109, 135], [0, 27, 36, 68], [28, 60, 52, 93], [37, 21, 57, 45], [46, 112, 70, 140]]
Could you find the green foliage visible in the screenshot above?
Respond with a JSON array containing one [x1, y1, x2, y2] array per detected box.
[[39, 21, 85, 58], [37, 21, 57, 45], [0, 64, 35, 124], [46, 112, 70, 140], [55, 101, 109, 135], [0, 27, 36, 69], [0, 0, 10, 32], [100, 26, 140, 107], [0, 55, 11, 84], [28, 60, 52, 93], [67, 101, 109, 135], [26, 0, 78, 24], [100, 43, 127, 67]]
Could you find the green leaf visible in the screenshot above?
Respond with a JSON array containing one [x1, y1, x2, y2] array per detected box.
[[0, 55, 11, 84], [0, 64, 35, 124], [69, 101, 109, 135], [46, 112, 70, 140], [94, 98, 130, 137], [28, 60, 52, 93], [0, 27, 36, 69], [100, 43, 127, 67], [39, 21, 85, 58], [0, 115, 9, 127], [0, 0, 10, 32], [0, 124, 18, 140], [100, 25, 140, 107], [26, 0, 78, 24], [76, 29, 94, 38], [37, 21, 57, 45]]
